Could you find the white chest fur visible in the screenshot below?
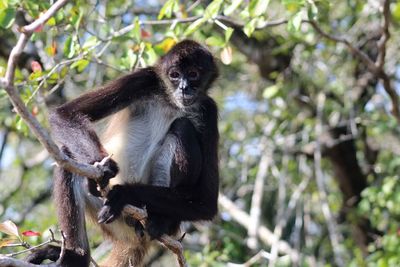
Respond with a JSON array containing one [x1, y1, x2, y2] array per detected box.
[[102, 100, 180, 185]]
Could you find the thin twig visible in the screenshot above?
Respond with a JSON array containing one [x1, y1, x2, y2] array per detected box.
[[307, 20, 378, 75], [376, 0, 390, 69], [219, 193, 319, 265], [56, 231, 66, 265], [247, 145, 270, 250], [227, 250, 272, 267]]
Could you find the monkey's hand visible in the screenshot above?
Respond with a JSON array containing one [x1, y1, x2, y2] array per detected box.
[[97, 185, 138, 224], [87, 156, 119, 196]]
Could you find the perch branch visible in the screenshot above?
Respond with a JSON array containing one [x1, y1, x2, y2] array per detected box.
[[123, 205, 187, 267], [0, 206, 187, 267]]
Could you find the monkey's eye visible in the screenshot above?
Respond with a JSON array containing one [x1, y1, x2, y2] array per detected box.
[[169, 71, 180, 79], [188, 71, 199, 80]]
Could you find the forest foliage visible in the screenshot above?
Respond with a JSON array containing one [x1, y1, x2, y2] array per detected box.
[[1, 0, 400, 266]]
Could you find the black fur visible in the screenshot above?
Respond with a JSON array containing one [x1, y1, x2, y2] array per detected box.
[[30, 40, 219, 266]]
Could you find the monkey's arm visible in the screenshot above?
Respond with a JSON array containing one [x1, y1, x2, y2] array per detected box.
[[49, 68, 161, 164], [98, 98, 219, 223]]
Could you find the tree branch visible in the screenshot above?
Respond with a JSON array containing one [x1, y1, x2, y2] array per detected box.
[[0, 0, 105, 180], [376, 0, 390, 69], [219, 193, 318, 266], [123, 205, 187, 267]]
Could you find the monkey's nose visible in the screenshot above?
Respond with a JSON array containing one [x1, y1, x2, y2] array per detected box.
[[178, 78, 188, 91]]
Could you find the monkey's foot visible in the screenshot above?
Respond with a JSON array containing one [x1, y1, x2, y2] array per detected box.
[[25, 244, 61, 264]]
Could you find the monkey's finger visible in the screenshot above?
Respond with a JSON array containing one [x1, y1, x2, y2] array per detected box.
[[97, 206, 116, 224]]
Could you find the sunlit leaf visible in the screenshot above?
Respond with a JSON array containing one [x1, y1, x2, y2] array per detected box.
[[46, 41, 57, 56], [244, 18, 257, 37], [393, 2, 400, 22], [46, 16, 56, 26], [132, 17, 140, 41], [225, 27, 234, 42], [206, 36, 225, 47], [287, 11, 303, 32], [0, 8, 15, 29], [282, 0, 305, 12], [223, 0, 243, 16], [156, 37, 177, 54], [158, 0, 177, 19], [121, 49, 137, 70], [307, 1, 319, 20], [28, 70, 43, 80], [63, 36, 76, 58], [184, 18, 206, 36], [0, 220, 19, 237], [220, 46, 233, 65], [82, 36, 99, 50], [71, 59, 89, 72], [0, 238, 17, 248], [263, 85, 280, 99], [204, 0, 223, 20], [249, 0, 270, 17], [70, 7, 83, 30]]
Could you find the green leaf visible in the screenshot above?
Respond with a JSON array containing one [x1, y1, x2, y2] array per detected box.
[[307, 1, 318, 20], [249, 0, 270, 17], [158, 0, 177, 19], [0, 8, 15, 29], [70, 7, 83, 31], [28, 71, 43, 81], [82, 36, 99, 50], [287, 11, 303, 32], [143, 45, 157, 66], [263, 85, 280, 99], [224, 27, 234, 42], [282, 0, 305, 12], [393, 2, 400, 22], [46, 16, 56, 26], [71, 59, 89, 72], [206, 36, 225, 47], [223, 0, 242, 16], [0, 0, 6, 9], [184, 18, 206, 36], [121, 49, 137, 70], [204, 0, 223, 20], [63, 36, 76, 58], [132, 17, 141, 42], [243, 18, 257, 37]]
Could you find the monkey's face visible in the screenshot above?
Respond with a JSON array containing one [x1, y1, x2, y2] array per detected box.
[[159, 40, 219, 107], [168, 66, 202, 106]]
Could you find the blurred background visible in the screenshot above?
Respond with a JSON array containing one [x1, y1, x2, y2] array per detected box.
[[1, 0, 400, 266]]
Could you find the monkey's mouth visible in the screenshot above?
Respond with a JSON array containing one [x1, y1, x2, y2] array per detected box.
[[178, 89, 197, 106]]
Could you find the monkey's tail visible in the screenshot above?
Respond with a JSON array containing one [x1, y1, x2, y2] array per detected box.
[[53, 167, 91, 267]]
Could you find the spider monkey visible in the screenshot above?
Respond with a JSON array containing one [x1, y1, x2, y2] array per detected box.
[[26, 40, 219, 267]]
